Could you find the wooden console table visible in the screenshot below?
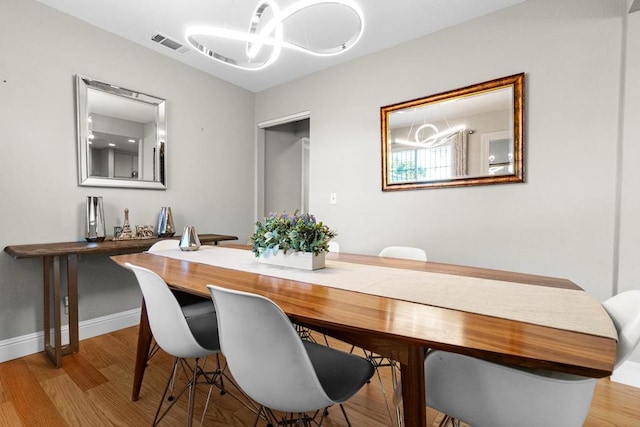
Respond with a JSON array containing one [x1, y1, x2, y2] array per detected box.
[[4, 233, 238, 367]]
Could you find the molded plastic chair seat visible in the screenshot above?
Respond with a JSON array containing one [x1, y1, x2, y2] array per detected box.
[[184, 311, 220, 350], [424, 290, 640, 427], [148, 240, 216, 319], [302, 340, 374, 402], [208, 284, 375, 424], [176, 292, 217, 318], [425, 350, 596, 427]]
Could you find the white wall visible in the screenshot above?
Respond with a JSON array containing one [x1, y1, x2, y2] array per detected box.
[[618, 8, 640, 294], [255, 0, 627, 305], [0, 0, 255, 341]]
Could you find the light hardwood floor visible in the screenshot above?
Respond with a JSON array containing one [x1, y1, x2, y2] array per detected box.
[[0, 326, 638, 426]]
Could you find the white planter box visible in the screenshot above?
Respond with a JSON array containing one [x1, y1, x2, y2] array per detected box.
[[258, 251, 326, 271]]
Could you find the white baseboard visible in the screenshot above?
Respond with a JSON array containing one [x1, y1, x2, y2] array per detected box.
[[611, 361, 640, 389], [0, 308, 141, 363]]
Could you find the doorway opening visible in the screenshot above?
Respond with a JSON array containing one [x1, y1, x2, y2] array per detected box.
[[257, 112, 310, 220]]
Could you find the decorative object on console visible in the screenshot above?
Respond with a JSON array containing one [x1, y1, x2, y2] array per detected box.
[[179, 226, 201, 251], [135, 225, 155, 238], [114, 208, 134, 240], [112, 208, 154, 241], [249, 211, 337, 270], [157, 206, 175, 237], [85, 196, 106, 242]]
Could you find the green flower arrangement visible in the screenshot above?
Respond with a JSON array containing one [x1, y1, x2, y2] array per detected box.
[[249, 211, 337, 257]]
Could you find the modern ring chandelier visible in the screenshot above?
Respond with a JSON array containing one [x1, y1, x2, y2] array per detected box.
[[185, 0, 365, 71]]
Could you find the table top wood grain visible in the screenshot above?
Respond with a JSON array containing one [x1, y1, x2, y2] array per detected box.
[[111, 247, 616, 378]]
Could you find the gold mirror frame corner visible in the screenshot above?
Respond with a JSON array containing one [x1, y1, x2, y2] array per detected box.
[[381, 73, 525, 191]]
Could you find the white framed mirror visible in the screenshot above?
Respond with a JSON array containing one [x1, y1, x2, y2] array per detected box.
[[76, 75, 167, 189]]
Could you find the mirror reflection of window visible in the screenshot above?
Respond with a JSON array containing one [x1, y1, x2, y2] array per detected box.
[[388, 127, 469, 182], [391, 145, 453, 182]]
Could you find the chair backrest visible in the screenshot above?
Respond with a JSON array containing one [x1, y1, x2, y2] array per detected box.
[[425, 350, 596, 427], [148, 239, 179, 252], [378, 245, 427, 261], [328, 241, 340, 253], [126, 263, 213, 358], [602, 290, 640, 370], [207, 285, 333, 413]]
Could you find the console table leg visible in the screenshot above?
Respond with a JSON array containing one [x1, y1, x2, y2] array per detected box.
[[42, 255, 79, 367], [43, 256, 63, 368], [42, 257, 53, 365], [132, 300, 152, 401], [67, 254, 79, 354]]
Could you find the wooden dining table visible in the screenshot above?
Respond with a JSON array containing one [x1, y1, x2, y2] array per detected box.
[[110, 246, 617, 427]]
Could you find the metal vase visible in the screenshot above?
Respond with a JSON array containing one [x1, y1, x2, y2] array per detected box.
[[85, 196, 106, 242], [157, 206, 175, 237], [179, 226, 201, 251]]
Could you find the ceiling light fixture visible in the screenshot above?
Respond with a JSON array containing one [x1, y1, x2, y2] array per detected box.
[[185, 0, 364, 71]]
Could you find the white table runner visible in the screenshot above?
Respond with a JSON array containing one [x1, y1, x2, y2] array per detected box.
[[149, 246, 617, 339]]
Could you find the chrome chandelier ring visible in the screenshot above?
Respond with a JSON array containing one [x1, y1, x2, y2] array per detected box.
[[185, 0, 364, 71]]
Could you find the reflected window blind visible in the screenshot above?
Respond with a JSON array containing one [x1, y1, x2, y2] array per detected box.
[[390, 146, 452, 182]]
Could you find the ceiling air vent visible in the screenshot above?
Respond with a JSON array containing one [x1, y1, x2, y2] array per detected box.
[[151, 33, 190, 54]]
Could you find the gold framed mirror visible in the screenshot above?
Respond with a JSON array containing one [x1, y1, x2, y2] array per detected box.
[[381, 73, 524, 191]]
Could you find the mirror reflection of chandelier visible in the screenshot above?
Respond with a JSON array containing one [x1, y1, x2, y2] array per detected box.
[[395, 124, 466, 148], [185, 0, 365, 71]]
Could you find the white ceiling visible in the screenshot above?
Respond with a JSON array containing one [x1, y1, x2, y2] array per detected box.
[[37, 0, 524, 93]]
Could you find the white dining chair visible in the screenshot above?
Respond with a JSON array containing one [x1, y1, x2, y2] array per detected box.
[[602, 290, 640, 370], [126, 263, 227, 427], [147, 238, 217, 393], [147, 239, 179, 251], [424, 289, 640, 427], [328, 241, 340, 253], [207, 284, 376, 426], [378, 245, 427, 261], [148, 239, 215, 319], [374, 245, 427, 425]]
